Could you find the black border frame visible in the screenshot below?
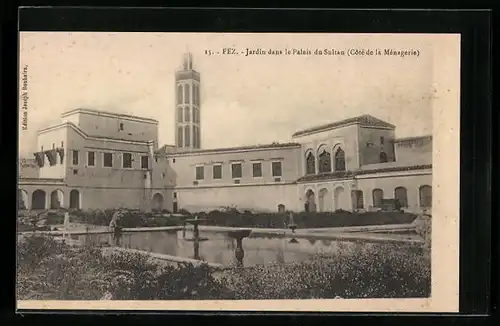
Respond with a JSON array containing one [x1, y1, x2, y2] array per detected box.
[[3, 6, 493, 322]]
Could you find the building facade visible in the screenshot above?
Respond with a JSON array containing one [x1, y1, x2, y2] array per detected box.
[[19, 108, 173, 211], [18, 53, 432, 214]]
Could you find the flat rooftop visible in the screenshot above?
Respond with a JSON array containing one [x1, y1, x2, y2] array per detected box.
[[292, 114, 396, 137]]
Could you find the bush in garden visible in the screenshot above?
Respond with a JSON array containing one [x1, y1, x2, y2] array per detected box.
[[16, 235, 231, 300], [221, 243, 430, 299], [414, 213, 432, 255]]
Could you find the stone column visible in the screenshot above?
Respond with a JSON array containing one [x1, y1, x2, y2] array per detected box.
[[45, 192, 50, 210], [314, 184, 319, 212], [314, 153, 319, 175]]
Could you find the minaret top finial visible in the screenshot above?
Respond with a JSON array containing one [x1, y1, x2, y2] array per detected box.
[[183, 51, 193, 71]]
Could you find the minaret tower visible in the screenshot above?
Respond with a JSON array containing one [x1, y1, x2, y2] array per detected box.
[[175, 52, 201, 150]]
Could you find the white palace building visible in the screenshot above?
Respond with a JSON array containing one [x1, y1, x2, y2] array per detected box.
[[18, 53, 432, 214]]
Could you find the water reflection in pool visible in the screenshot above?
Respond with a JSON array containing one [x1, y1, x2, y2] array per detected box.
[[75, 229, 393, 267]]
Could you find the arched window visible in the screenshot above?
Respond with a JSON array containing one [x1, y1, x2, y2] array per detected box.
[[193, 125, 199, 148], [379, 152, 388, 163], [193, 84, 198, 106], [184, 84, 190, 104], [69, 190, 80, 209], [18, 189, 28, 210], [184, 125, 191, 147], [278, 204, 285, 213], [394, 187, 408, 208], [305, 189, 316, 212], [177, 106, 183, 123], [318, 148, 332, 173], [196, 85, 201, 105], [306, 152, 316, 175], [372, 189, 384, 208], [184, 106, 191, 122], [32, 189, 46, 210], [193, 107, 199, 123], [152, 193, 164, 212], [177, 85, 183, 105], [334, 148, 346, 172], [177, 126, 184, 147], [318, 188, 330, 212], [419, 185, 432, 208], [333, 187, 346, 211], [351, 190, 364, 210], [50, 189, 64, 209]]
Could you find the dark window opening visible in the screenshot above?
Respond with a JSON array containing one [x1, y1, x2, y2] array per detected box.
[[184, 106, 191, 122], [306, 152, 315, 174], [419, 185, 432, 208], [72, 150, 79, 165], [213, 165, 222, 179], [394, 187, 408, 208], [177, 85, 183, 105], [184, 84, 190, 104], [380, 152, 388, 163], [232, 163, 242, 179], [318, 150, 332, 173], [119, 123, 124, 131], [103, 153, 113, 167], [184, 126, 191, 147], [272, 161, 282, 177], [196, 166, 204, 180], [372, 189, 384, 208], [141, 155, 149, 169], [123, 153, 132, 168], [352, 190, 364, 209], [252, 162, 262, 177], [178, 107, 183, 123], [334, 148, 346, 171], [87, 151, 95, 166], [177, 126, 183, 147]]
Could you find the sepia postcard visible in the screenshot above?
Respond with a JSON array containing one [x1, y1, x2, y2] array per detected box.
[[17, 32, 460, 312]]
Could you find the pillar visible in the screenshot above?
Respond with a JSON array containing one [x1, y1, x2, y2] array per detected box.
[[314, 184, 319, 212], [314, 153, 319, 174], [45, 191, 50, 210]]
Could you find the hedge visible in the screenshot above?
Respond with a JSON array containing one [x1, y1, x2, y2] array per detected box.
[[194, 209, 417, 229], [21, 208, 417, 230]]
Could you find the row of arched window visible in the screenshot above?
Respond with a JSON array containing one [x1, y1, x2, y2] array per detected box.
[[177, 106, 200, 123], [364, 185, 432, 209], [306, 147, 346, 174], [304, 185, 432, 212], [176, 83, 200, 105], [177, 125, 201, 148], [18, 189, 81, 210]]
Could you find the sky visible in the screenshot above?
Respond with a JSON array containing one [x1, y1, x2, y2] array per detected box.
[[18, 32, 456, 156]]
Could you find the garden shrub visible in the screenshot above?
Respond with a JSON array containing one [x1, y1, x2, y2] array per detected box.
[[16, 235, 230, 300], [222, 243, 430, 299]]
